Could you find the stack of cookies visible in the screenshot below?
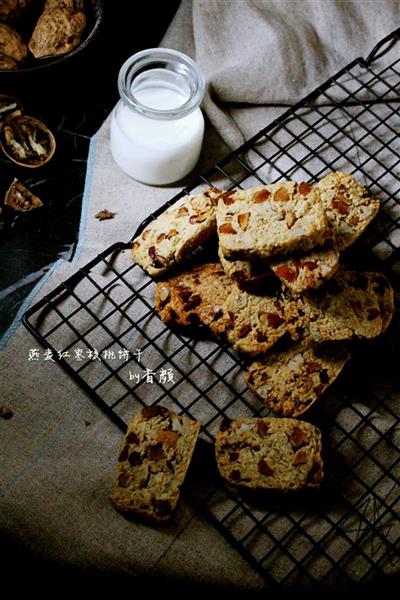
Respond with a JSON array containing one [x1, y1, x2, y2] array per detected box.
[[131, 171, 393, 419], [119, 172, 394, 516]]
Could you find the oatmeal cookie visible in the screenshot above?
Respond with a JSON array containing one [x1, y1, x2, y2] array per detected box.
[[110, 405, 200, 522], [216, 183, 329, 260], [318, 172, 380, 250], [215, 416, 324, 490], [245, 341, 349, 417], [132, 189, 220, 277], [155, 262, 232, 337]]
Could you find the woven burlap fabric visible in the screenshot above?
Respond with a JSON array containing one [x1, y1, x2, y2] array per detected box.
[[1, 0, 399, 587]]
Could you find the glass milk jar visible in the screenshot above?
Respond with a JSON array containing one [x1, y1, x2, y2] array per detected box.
[[110, 48, 205, 185]]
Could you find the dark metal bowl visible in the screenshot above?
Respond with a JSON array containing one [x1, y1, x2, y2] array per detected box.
[[0, 0, 104, 77]]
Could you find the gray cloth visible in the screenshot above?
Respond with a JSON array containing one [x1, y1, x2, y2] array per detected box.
[[1, 0, 399, 588]]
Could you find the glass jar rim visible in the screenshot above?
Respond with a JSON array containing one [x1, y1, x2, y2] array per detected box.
[[118, 48, 205, 120]]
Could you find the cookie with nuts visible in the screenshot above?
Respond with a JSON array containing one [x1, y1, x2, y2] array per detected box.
[[223, 285, 289, 356], [110, 405, 200, 522], [269, 242, 340, 294], [155, 262, 233, 337], [245, 341, 350, 417], [367, 272, 394, 333], [215, 417, 324, 490], [287, 269, 383, 342], [216, 184, 330, 261], [218, 244, 272, 290], [131, 188, 220, 277], [317, 172, 380, 250]]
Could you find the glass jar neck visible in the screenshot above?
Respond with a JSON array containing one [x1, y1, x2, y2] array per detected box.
[[118, 48, 205, 120]]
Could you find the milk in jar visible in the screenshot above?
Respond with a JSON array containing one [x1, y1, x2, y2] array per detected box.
[[110, 49, 205, 185]]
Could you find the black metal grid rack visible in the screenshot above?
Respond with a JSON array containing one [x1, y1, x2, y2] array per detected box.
[[23, 29, 400, 587]]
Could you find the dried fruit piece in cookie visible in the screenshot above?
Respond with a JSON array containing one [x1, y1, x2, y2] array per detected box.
[[110, 405, 200, 522], [155, 262, 232, 337], [270, 242, 340, 294], [0, 23, 27, 62], [287, 269, 383, 342], [0, 114, 56, 168], [223, 285, 288, 356], [215, 417, 323, 490], [5, 178, 43, 212], [365, 272, 394, 333], [245, 342, 350, 417], [318, 172, 380, 250], [29, 1, 86, 59], [131, 188, 220, 277], [216, 182, 329, 260]]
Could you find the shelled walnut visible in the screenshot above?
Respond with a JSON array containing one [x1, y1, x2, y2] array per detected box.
[[0, 114, 56, 168], [0, 95, 23, 123]]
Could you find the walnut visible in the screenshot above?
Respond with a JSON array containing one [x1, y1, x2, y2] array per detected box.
[[0, 95, 23, 122], [0, 22, 27, 62], [29, 1, 86, 59], [0, 114, 56, 168], [5, 178, 43, 212], [0, 51, 19, 70], [0, 1, 33, 23]]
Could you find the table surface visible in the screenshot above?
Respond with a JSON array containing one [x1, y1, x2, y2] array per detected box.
[[0, 1, 180, 339]]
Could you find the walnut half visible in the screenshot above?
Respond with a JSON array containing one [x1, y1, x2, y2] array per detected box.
[[0, 114, 56, 168], [5, 178, 43, 212]]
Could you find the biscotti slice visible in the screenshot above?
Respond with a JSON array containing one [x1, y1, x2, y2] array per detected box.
[[367, 272, 394, 333], [223, 285, 289, 356], [216, 184, 329, 261], [270, 243, 340, 294], [155, 262, 232, 337], [245, 342, 350, 417], [218, 244, 272, 289], [215, 417, 323, 490], [110, 405, 200, 522], [287, 269, 383, 342], [317, 172, 380, 250], [131, 188, 220, 276]]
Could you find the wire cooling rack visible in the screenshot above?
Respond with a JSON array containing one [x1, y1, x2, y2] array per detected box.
[[23, 29, 400, 587]]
